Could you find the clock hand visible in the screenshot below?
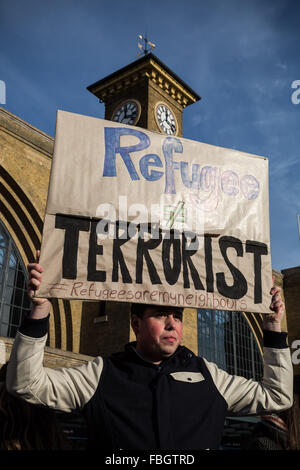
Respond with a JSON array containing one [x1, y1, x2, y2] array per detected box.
[[167, 110, 172, 124]]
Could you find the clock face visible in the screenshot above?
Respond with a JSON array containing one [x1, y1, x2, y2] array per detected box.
[[112, 100, 141, 125], [155, 103, 177, 135]]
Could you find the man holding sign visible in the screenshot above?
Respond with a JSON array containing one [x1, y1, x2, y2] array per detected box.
[[5, 111, 293, 449], [6, 253, 293, 450]]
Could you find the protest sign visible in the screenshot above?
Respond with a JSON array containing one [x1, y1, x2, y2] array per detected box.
[[36, 110, 273, 313]]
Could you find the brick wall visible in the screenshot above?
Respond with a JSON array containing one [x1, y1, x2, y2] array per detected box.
[[282, 266, 300, 375]]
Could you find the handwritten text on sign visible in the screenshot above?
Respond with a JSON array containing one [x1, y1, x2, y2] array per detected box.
[[37, 111, 272, 313], [103, 127, 260, 203]]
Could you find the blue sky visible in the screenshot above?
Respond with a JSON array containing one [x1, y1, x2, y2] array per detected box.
[[1, 0, 299, 272]]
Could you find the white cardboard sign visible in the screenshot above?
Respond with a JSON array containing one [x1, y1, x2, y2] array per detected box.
[[36, 110, 273, 313]]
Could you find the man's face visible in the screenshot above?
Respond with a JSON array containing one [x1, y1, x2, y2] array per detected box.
[[131, 306, 183, 364]]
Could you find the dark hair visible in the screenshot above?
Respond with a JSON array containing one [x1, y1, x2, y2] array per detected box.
[[280, 375, 300, 450], [0, 363, 71, 450], [130, 303, 183, 318]]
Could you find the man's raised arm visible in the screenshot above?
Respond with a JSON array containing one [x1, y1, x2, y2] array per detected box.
[[204, 282, 293, 415], [6, 251, 103, 413]]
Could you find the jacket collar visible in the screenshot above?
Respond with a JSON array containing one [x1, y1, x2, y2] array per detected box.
[[125, 341, 194, 369]]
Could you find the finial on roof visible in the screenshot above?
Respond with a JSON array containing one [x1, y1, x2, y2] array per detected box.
[[137, 33, 156, 57]]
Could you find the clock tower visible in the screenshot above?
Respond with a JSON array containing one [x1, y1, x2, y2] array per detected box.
[[87, 53, 200, 137], [83, 54, 201, 358]]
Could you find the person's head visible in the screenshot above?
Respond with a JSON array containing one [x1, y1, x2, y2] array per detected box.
[[0, 363, 70, 450], [130, 304, 183, 364], [280, 374, 300, 450]]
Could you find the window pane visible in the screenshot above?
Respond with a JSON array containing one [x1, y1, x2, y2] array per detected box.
[[11, 306, 21, 325], [9, 325, 18, 337], [1, 304, 11, 324], [0, 221, 31, 339], [0, 322, 9, 337], [4, 284, 14, 305], [12, 288, 24, 307], [198, 309, 263, 380], [7, 268, 17, 287], [15, 269, 26, 289], [22, 292, 31, 310], [9, 252, 17, 268], [0, 247, 6, 264], [0, 231, 7, 247]]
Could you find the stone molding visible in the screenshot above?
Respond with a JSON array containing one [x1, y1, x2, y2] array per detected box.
[[87, 54, 200, 109], [1, 336, 93, 369], [0, 107, 53, 158]]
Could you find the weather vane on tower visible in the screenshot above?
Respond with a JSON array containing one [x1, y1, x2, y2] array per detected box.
[[137, 34, 156, 56]]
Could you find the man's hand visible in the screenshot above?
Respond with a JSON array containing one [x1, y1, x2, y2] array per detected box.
[[27, 250, 50, 319], [263, 280, 285, 332]]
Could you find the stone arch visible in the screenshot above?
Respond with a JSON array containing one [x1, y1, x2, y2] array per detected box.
[[0, 165, 72, 349], [242, 311, 264, 356]]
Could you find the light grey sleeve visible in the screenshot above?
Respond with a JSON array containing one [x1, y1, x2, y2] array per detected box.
[[6, 331, 103, 413], [203, 347, 293, 415]]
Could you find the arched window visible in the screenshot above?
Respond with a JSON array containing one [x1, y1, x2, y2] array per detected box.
[[198, 309, 263, 380], [0, 221, 31, 337]]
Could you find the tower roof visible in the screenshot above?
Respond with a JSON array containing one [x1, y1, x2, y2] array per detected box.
[[87, 53, 200, 108]]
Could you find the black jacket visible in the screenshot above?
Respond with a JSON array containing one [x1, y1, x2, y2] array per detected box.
[[6, 316, 293, 450], [84, 343, 227, 449]]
